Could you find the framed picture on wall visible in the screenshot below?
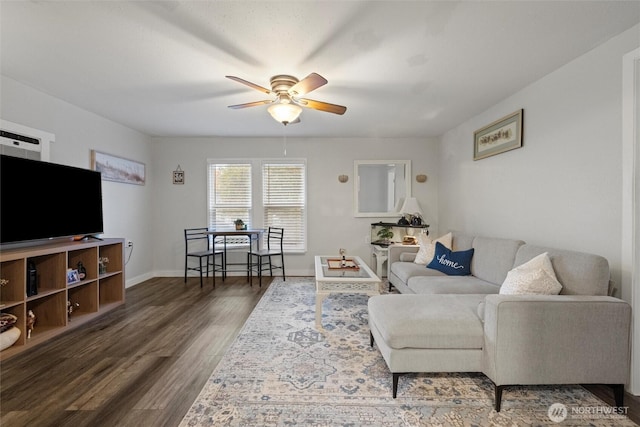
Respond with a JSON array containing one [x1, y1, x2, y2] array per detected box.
[[91, 150, 146, 185], [473, 109, 523, 160]]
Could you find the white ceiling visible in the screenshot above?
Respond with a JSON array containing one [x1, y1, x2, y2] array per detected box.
[[1, 1, 639, 138]]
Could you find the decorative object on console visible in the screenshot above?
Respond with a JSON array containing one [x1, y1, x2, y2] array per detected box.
[[376, 226, 394, 245], [99, 257, 109, 275], [0, 313, 18, 333], [26, 261, 37, 297], [416, 174, 427, 183], [474, 109, 523, 160], [66, 269, 80, 285], [76, 261, 87, 280], [234, 219, 246, 230], [0, 313, 20, 350], [338, 174, 348, 183], [426, 242, 474, 276], [67, 300, 80, 319], [398, 197, 423, 226], [0, 327, 20, 351], [397, 216, 410, 226], [26, 309, 35, 339], [402, 236, 417, 245]]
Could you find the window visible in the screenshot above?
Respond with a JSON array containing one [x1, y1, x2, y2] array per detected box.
[[262, 161, 306, 252], [207, 159, 306, 252], [208, 162, 252, 229]]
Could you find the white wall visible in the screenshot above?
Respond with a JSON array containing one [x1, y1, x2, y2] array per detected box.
[[0, 76, 154, 286], [150, 136, 439, 277], [439, 25, 640, 298]]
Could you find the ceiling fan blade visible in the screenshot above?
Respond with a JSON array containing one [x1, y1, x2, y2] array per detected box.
[[226, 76, 272, 94], [228, 100, 274, 109], [296, 98, 347, 115], [288, 73, 327, 96]]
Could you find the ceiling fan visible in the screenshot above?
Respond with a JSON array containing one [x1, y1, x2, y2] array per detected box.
[[226, 73, 347, 125]]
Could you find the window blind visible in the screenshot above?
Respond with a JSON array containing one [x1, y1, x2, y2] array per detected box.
[[262, 161, 306, 252], [207, 162, 252, 230]]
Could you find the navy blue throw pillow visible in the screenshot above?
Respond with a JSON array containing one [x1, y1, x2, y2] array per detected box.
[[427, 242, 474, 276]]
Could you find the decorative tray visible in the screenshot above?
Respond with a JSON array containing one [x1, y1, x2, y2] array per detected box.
[[327, 258, 360, 270]]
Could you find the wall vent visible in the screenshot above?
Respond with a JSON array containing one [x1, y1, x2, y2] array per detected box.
[[0, 119, 54, 161]]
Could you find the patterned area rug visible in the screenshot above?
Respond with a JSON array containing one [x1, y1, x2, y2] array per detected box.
[[180, 278, 636, 426]]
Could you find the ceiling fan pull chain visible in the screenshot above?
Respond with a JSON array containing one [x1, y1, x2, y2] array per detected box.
[[283, 128, 287, 157]]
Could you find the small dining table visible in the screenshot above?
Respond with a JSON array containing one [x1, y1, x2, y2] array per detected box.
[[205, 228, 265, 277]]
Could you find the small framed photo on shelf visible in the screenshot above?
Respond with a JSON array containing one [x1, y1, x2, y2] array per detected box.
[[67, 269, 80, 285]]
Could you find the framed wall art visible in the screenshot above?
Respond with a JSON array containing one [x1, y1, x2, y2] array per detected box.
[[173, 165, 185, 185], [91, 150, 146, 185], [473, 109, 523, 160]]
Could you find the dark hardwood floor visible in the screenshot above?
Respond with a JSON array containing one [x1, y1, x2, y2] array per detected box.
[[1, 276, 638, 426], [0, 275, 272, 427]]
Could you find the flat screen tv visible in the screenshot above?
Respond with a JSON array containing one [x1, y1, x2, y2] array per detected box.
[[0, 154, 104, 246]]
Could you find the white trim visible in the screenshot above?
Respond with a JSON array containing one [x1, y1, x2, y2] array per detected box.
[[622, 47, 640, 395]]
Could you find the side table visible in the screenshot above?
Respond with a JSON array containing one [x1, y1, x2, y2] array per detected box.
[[371, 245, 389, 278]]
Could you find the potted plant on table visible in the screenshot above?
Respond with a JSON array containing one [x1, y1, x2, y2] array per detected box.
[[376, 226, 394, 246], [234, 219, 245, 230]]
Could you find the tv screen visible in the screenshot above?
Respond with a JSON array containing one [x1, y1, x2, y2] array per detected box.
[[0, 155, 104, 245]]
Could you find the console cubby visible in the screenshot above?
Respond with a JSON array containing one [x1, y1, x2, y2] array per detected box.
[[1, 258, 25, 306], [68, 246, 98, 282], [99, 272, 124, 308], [28, 252, 66, 294], [68, 282, 99, 319], [0, 238, 124, 360], [27, 291, 67, 336]]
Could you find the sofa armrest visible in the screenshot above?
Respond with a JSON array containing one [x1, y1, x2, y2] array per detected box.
[[482, 294, 631, 386], [388, 244, 419, 264]]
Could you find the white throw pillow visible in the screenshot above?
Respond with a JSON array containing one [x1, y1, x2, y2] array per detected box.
[[500, 252, 562, 295], [414, 232, 452, 265]]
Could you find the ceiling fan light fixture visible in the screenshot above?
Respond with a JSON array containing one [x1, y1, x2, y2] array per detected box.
[[268, 102, 302, 125]]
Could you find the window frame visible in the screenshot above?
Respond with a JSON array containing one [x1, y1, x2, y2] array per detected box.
[[207, 158, 307, 253]]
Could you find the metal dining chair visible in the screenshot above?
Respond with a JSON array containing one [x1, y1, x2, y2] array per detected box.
[[247, 227, 285, 287], [184, 228, 225, 288]]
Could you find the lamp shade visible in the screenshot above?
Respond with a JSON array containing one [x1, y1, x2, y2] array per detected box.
[[400, 197, 423, 216], [268, 102, 302, 124]]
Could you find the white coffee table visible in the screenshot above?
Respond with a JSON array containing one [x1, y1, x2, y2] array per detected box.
[[314, 255, 381, 329]]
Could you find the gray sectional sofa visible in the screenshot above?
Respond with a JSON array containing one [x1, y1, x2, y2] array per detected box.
[[368, 231, 631, 411]]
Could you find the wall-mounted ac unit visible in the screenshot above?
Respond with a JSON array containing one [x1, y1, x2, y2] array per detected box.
[[0, 119, 54, 161]]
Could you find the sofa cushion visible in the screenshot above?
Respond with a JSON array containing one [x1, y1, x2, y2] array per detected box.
[[500, 252, 562, 295], [368, 294, 486, 349], [470, 236, 525, 285], [414, 232, 452, 265], [408, 275, 500, 294], [450, 231, 475, 251], [391, 260, 447, 284], [500, 267, 563, 295], [427, 242, 474, 276], [513, 245, 610, 296]]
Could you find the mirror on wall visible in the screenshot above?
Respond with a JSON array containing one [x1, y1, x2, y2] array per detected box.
[[354, 160, 411, 217]]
